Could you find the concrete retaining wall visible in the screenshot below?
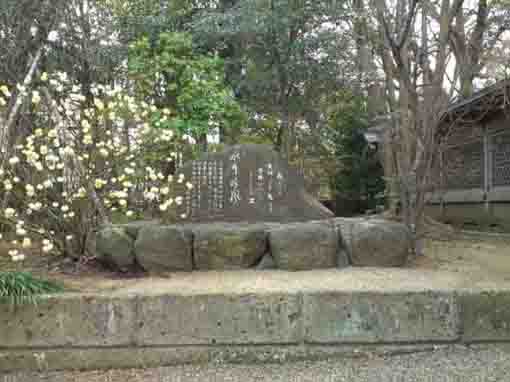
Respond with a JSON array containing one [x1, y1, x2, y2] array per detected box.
[[1, 269, 510, 372]]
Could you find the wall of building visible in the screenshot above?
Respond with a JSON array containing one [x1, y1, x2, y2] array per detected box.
[[431, 112, 510, 229]]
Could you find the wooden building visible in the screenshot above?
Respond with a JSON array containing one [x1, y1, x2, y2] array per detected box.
[[427, 80, 510, 229]]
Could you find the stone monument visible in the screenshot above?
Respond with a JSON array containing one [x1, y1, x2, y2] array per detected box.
[[176, 144, 333, 222], [95, 145, 411, 273]]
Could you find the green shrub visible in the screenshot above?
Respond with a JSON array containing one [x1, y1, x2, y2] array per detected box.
[[0, 272, 64, 305]]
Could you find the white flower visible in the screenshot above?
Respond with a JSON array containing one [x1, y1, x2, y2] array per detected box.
[[61, 205, 70, 212], [63, 146, 74, 155], [32, 91, 41, 104], [160, 186, 170, 196], [0, 97, 6, 106], [99, 148, 109, 157], [15, 227, 27, 236], [94, 98, 104, 110], [175, 196, 183, 205], [180, 213, 187, 219], [81, 119, 91, 131], [95, 179, 106, 189], [41, 72, 48, 82], [186, 182, 193, 190], [4, 208, 15, 218], [4, 181, 13, 191], [12, 254, 26, 262], [8, 156, 20, 165], [83, 134, 93, 145], [29, 202, 43, 211], [66, 235, 73, 241], [118, 199, 127, 207], [124, 167, 135, 175], [42, 243, 54, 253], [25, 184, 35, 197], [126, 210, 134, 217], [43, 179, 53, 188], [76, 187, 86, 198], [0, 85, 11, 97], [144, 191, 156, 201], [159, 203, 168, 211], [22, 238, 32, 248]]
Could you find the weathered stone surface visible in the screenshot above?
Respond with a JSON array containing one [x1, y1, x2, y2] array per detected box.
[[135, 293, 302, 345], [95, 226, 135, 270], [268, 222, 339, 271], [134, 226, 193, 272], [120, 220, 160, 239], [256, 253, 277, 270], [335, 218, 411, 267], [0, 296, 136, 348], [193, 224, 267, 270], [176, 144, 333, 223], [461, 291, 510, 342], [304, 291, 460, 343]]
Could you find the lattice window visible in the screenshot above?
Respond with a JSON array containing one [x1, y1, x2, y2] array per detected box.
[[491, 132, 510, 187], [443, 140, 484, 190]]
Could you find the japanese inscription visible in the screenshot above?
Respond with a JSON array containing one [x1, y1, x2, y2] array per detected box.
[[229, 150, 241, 206], [175, 144, 333, 222]]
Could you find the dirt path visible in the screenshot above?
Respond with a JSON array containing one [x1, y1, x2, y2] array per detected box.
[[2, 233, 510, 293]]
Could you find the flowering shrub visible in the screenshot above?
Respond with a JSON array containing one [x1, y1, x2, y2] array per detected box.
[[0, 72, 193, 262]]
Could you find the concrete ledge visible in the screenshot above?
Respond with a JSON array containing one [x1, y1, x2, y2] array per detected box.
[[0, 295, 137, 348], [461, 291, 510, 342], [304, 291, 459, 343], [1, 269, 510, 372], [135, 293, 302, 345]]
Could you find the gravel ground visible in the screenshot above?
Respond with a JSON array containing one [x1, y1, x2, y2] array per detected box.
[[4, 345, 510, 382]]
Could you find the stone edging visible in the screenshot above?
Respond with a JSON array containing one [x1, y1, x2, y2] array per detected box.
[[1, 270, 509, 372], [95, 217, 411, 272]]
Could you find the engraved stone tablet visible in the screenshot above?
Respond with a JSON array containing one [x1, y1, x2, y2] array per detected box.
[[176, 144, 333, 222]]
